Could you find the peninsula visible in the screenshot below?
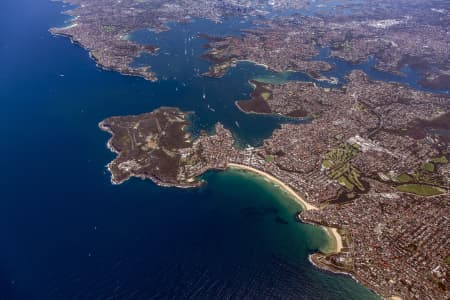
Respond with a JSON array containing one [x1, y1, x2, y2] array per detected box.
[[101, 70, 450, 297], [201, 2, 450, 90], [53, 0, 450, 299], [50, 0, 309, 81]]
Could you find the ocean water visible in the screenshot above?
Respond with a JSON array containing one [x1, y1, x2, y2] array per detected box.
[[0, 0, 386, 299]]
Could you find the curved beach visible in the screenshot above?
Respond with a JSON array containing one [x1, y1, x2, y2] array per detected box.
[[227, 163, 343, 253]]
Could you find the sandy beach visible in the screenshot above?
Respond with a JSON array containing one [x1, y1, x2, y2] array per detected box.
[[227, 163, 343, 253], [323, 227, 343, 253]]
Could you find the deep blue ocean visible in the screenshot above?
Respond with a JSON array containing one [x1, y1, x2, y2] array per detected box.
[[4, 0, 443, 299]]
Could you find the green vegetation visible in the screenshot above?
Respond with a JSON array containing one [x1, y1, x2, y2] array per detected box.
[[261, 92, 271, 101], [353, 102, 368, 113], [264, 155, 275, 163], [413, 168, 446, 187], [396, 173, 413, 183], [338, 176, 354, 190], [324, 143, 359, 166], [322, 160, 333, 168], [431, 156, 448, 164], [330, 164, 365, 191], [421, 162, 435, 172], [396, 184, 446, 196], [351, 143, 361, 151], [322, 143, 364, 191], [445, 255, 450, 266], [395, 158, 448, 188]]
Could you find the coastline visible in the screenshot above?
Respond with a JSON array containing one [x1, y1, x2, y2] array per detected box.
[[99, 120, 203, 188], [226, 163, 343, 253], [49, 31, 158, 82], [227, 163, 317, 210], [212, 58, 330, 83]]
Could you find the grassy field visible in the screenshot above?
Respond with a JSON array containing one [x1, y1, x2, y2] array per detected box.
[[396, 157, 448, 187], [323, 143, 359, 167], [421, 162, 435, 172], [431, 156, 448, 164], [261, 92, 271, 101], [322, 143, 364, 191], [396, 184, 446, 196], [396, 173, 413, 183], [264, 155, 275, 163]]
